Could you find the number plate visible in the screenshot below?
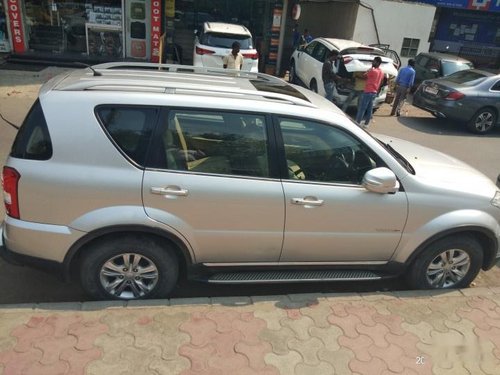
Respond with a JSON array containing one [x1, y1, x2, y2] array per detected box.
[[424, 86, 438, 95]]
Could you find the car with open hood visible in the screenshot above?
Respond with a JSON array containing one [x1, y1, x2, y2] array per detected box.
[[289, 38, 399, 108]]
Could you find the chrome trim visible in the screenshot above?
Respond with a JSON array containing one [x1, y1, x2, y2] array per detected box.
[[202, 261, 388, 267]]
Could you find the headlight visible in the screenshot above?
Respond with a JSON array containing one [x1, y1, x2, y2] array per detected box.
[[492, 191, 500, 209]]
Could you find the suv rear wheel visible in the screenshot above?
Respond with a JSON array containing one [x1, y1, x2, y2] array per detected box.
[[406, 235, 483, 289], [80, 235, 178, 300]]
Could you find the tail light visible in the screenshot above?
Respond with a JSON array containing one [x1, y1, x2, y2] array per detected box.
[[444, 91, 465, 101], [242, 52, 259, 60], [343, 56, 353, 64], [195, 46, 215, 55], [2, 167, 20, 219]]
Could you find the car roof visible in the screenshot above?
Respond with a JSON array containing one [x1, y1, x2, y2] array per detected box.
[[316, 38, 384, 54], [417, 52, 473, 63], [43, 62, 324, 109], [203, 22, 251, 36]]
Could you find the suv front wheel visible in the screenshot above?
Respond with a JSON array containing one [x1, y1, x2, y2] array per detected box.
[[80, 235, 178, 300], [406, 235, 483, 289]]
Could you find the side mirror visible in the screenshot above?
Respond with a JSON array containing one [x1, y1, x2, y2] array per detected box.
[[362, 167, 399, 194]]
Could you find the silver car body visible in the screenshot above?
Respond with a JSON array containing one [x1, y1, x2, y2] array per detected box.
[[1, 63, 499, 298]]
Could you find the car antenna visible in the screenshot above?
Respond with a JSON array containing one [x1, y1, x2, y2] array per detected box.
[[73, 62, 102, 76]]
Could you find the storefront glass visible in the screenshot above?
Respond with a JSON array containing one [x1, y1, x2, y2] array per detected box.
[[23, 0, 123, 58], [0, 1, 10, 52]]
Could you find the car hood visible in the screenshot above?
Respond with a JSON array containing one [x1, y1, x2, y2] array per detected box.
[[376, 134, 497, 195]]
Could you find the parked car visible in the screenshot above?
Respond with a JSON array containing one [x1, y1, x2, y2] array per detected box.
[[413, 52, 474, 91], [289, 38, 399, 108], [193, 22, 258, 72], [413, 69, 500, 134], [1, 62, 500, 300]]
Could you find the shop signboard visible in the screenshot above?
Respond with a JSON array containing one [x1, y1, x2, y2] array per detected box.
[[411, 0, 500, 12], [151, 0, 161, 62], [6, 0, 25, 53]]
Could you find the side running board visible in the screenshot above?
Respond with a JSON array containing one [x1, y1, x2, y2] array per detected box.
[[205, 270, 382, 284]]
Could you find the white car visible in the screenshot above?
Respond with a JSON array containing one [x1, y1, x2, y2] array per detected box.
[[290, 38, 399, 108], [193, 22, 259, 72]]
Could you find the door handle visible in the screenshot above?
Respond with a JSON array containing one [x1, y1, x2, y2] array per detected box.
[[151, 186, 188, 196], [291, 197, 324, 206]]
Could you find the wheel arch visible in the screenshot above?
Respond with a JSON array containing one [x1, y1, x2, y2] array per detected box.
[[63, 225, 194, 282], [403, 226, 498, 271]]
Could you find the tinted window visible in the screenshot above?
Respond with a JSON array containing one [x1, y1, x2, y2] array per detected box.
[[11, 99, 52, 160], [312, 43, 328, 62], [442, 61, 474, 76], [491, 80, 500, 91], [96, 106, 158, 166], [149, 110, 270, 178], [305, 41, 316, 56], [444, 70, 488, 85], [201, 32, 253, 49], [278, 118, 381, 184]]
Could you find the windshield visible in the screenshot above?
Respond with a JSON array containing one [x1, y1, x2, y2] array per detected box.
[[201, 33, 253, 49], [444, 70, 488, 86], [442, 60, 474, 76]]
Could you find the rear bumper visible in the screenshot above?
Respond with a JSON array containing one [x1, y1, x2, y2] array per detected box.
[[412, 93, 475, 121], [2, 216, 85, 263]]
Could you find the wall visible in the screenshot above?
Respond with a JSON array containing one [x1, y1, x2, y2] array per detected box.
[[298, 0, 358, 40], [353, 0, 436, 65]]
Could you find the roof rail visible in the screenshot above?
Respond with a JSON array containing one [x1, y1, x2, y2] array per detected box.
[[62, 62, 317, 108], [91, 62, 286, 85]]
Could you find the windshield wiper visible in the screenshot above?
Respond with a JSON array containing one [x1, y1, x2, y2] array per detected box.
[[383, 142, 415, 174]]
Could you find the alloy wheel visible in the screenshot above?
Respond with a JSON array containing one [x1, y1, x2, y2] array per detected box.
[[473, 111, 494, 133], [99, 253, 159, 299], [425, 249, 470, 288]]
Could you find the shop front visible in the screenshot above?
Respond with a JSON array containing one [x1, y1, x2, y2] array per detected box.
[[4, 0, 161, 62]]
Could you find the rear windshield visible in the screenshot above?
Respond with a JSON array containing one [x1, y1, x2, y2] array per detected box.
[[341, 47, 384, 56], [11, 99, 52, 160], [201, 32, 253, 49], [444, 70, 488, 85], [442, 61, 474, 76]]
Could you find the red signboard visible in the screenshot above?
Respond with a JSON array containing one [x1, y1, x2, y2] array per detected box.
[[6, 0, 25, 53], [151, 0, 161, 63]]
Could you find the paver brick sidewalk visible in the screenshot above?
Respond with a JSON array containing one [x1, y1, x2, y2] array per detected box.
[[1, 288, 500, 375]]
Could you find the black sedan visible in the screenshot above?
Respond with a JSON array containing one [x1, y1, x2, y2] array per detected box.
[[412, 69, 500, 134]]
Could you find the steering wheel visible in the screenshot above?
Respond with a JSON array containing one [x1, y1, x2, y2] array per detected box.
[[327, 146, 356, 181]]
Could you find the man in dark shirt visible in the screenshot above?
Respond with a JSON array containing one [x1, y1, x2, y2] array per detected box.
[[322, 50, 340, 102]]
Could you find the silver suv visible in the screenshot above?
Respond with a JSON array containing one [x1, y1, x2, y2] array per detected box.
[[1, 63, 499, 300]]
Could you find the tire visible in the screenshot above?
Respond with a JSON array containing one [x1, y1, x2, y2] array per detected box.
[[406, 235, 483, 290], [467, 108, 497, 134], [289, 61, 296, 83], [80, 235, 179, 300], [310, 80, 318, 93]]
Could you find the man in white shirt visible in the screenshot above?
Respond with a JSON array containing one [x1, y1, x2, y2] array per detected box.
[[223, 42, 244, 70]]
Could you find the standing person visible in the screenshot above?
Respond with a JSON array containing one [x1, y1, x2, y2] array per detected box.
[[390, 59, 416, 116], [223, 41, 243, 70], [341, 72, 365, 112], [300, 29, 313, 46], [355, 56, 384, 129], [322, 50, 341, 103]]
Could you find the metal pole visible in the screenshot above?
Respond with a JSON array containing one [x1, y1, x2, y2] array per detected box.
[[276, 0, 288, 76]]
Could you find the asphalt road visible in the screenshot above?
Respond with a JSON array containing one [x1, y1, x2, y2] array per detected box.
[[0, 69, 499, 304]]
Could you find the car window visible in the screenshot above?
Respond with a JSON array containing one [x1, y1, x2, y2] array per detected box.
[[415, 55, 428, 67], [441, 61, 474, 76], [278, 118, 381, 184], [491, 80, 500, 91], [424, 58, 439, 71], [444, 70, 488, 85], [200, 32, 253, 49], [305, 41, 316, 56], [96, 106, 158, 166], [312, 43, 328, 62], [11, 99, 52, 160], [149, 110, 270, 178]]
